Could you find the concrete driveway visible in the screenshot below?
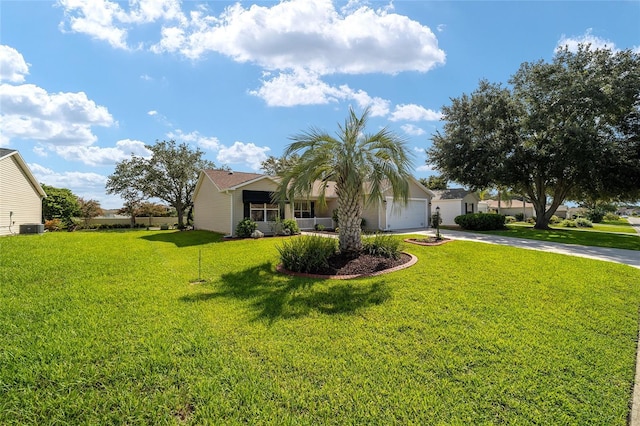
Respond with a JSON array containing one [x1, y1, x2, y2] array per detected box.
[[404, 228, 640, 269]]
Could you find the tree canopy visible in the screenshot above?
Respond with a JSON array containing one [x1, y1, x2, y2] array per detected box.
[[41, 184, 81, 224], [260, 154, 300, 176], [78, 198, 103, 226], [276, 107, 413, 255], [429, 45, 640, 229], [418, 175, 448, 190], [106, 140, 215, 228]]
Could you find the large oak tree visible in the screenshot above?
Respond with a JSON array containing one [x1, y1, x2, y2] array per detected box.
[[107, 140, 215, 228], [429, 45, 640, 229]]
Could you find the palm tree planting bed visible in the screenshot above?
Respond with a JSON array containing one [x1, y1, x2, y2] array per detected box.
[[277, 252, 417, 279]]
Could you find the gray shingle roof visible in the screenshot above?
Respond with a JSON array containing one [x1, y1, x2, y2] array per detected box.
[[431, 188, 474, 201]]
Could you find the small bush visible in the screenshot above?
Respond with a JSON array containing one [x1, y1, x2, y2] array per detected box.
[[604, 212, 620, 221], [360, 218, 367, 229], [251, 230, 264, 239], [560, 219, 576, 228], [236, 218, 257, 237], [515, 213, 524, 222], [362, 233, 402, 259], [526, 217, 536, 224], [549, 215, 562, 224], [315, 224, 325, 231], [431, 212, 442, 228], [575, 218, 593, 228], [282, 219, 300, 235], [586, 208, 605, 223], [277, 236, 338, 273], [454, 213, 506, 231], [505, 216, 517, 224], [44, 219, 62, 232]]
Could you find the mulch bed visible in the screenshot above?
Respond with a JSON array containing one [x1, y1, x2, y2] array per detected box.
[[277, 252, 417, 280], [404, 237, 452, 246]]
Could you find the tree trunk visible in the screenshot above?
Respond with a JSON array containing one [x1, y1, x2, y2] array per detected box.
[[175, 205, 184, 228], [337, 184, 363, 256]]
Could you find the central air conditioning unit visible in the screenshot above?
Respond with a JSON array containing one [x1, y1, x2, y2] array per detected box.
[[19, 223, 45, 234]]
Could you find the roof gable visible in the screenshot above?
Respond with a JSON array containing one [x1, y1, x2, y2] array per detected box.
[[0, 149, 47, 198]]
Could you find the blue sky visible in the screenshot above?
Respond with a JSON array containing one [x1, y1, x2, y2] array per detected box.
[[1, 0, 639, 209]]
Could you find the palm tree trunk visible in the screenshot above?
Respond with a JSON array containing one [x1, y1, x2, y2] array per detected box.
[[337, 185, 363, 256]]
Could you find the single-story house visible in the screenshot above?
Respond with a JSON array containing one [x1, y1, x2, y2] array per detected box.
[[481, 199, 569, 219], [0, 148, 47, 236], [193, 169, 434, 236], [430, 188, 480, 226]]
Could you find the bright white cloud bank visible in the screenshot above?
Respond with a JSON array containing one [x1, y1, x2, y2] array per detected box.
[[0, 45, 29, 83], [57, 0, 445, 113]]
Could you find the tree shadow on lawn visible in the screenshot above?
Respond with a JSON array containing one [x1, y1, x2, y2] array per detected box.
[[180, 262, 391, 322], [140, 230, 225, 247]]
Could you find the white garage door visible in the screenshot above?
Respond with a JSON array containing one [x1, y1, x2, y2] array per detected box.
[[385, 198, 427, 230]]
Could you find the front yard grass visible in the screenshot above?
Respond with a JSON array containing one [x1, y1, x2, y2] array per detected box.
[[478, 224, 640, 251], [1, 230, 639, 424]]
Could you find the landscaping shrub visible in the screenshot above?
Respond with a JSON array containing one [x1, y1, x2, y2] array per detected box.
[[526, 217, 536, 224], [505, 216, 516, 224], [561, 219, 576, 228], [281, 219, 300, 235], [251, 230, 264, 239], [362, 233, 402, 259], [315, 224, 325, 231], [431, 212, 442, 228], [236, 218, 257, 238], [515, 213, 524, 222], [277, 235, 338, 273], [549, 215, 562, 224], [44, 219, 62, 232], [604, 212, 620, 221], [575, 218, 593, 228], [454, 213, 506, 231], [586, 208, 605, 223]]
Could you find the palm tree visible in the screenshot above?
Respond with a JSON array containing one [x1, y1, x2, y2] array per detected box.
[[276, 107, 414, 256]]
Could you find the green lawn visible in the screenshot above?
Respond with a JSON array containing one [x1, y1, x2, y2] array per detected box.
[[1, 230, 640, 424], [478, 224, 640, 251]]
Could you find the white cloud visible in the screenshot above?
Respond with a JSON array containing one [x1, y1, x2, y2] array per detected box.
[[251, 69, 391, 114], [217, 141, 270, 170], [0, 83, 115, 146], [557, 29, 617, 52], [152, 0, 445, 75], [416, 163, 435, 172], [402, 124, 426, 136], [166, 129, 221, 151], [147, 110, 157, 116], [0, 45, 30, 83], [30, 162, 107, 191], [437, 24, 446, 33], [33, 145, 48, 157], [57, 0, 185, 50], [389, 104, 442, 122], [51, 139, 150, 166]]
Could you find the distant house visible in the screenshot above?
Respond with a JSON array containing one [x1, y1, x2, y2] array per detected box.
[[431, 188, 480, 226], [482, 199, 569, 219], [193, 169, 434, 236], [0, 149, 47, 236]]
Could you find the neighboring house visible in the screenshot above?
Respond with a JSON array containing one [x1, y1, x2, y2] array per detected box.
[[193, 169, 434, 236], [0, 149, 47, 236], [430, 188, 480, 226], [484, 199, 569, 219]]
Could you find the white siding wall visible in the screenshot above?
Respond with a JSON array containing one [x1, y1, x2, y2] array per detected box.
[[193, 177, 231, 234], [0, 156, 43, 236], [432, 200, 463, 226], [231, 180, 279, 236]]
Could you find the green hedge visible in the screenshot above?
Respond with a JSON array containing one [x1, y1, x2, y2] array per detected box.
[[454, 213, 506, 231]]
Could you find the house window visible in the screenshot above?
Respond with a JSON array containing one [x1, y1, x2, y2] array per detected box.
[[294, 201, 312, 218], [465, 203, 474, 214], [250, 203, 279, 222]]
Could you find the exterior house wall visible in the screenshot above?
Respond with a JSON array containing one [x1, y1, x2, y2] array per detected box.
[[193, 175, 231, 234], [0, 155, 43, 236], [231, 179, 279, 236], [432, 199, 462, 226]]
